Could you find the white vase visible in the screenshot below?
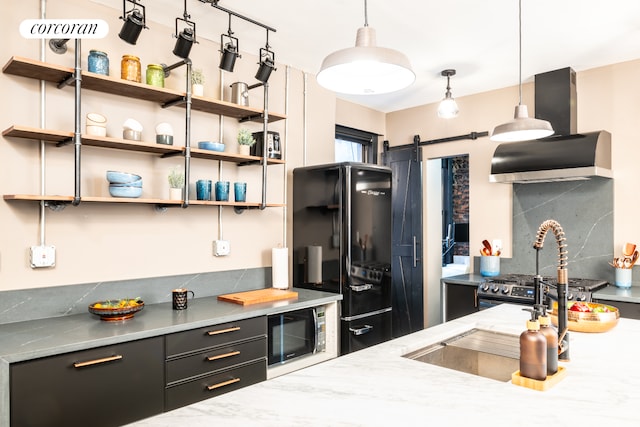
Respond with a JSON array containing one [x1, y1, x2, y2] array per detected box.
[[238, 145, 251, 156], [192, 84, 204, 97], [169, 187, 183, 200]]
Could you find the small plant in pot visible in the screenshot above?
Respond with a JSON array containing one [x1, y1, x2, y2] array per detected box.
[[191, 68, 205, 96], [237, 128, 256, 155], [168, 166, 185, 200]]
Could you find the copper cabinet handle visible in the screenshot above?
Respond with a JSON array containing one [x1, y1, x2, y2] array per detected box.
[[474, 288, 478, 308], [73, 354, 123, 368], [207, 377, 240, 391], [207, 326, 241, 336], [206, 350, 240, 362]]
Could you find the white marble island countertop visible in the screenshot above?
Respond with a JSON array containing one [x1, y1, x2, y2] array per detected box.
[[129, 304, 639, 427]]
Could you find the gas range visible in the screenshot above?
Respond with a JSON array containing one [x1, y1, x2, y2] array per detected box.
[[477, 274, 608, 306]]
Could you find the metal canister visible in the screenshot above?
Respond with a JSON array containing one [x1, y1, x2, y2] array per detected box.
[[121, 54, 141, 83], [146, 64, 164, 88], [88, 50, 109, 75], [230, 82, 249, 106]]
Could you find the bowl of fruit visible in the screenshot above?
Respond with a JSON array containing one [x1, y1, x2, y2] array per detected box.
[[88, 298, 144, 321], [549, 301, 619, 333]]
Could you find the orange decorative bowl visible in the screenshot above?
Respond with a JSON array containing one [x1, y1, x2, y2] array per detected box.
[[88, 299, 144, 321], [549, 301, 619, 333]]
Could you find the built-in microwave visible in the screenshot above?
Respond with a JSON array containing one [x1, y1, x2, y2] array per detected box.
[[267, 305, 326, 366]]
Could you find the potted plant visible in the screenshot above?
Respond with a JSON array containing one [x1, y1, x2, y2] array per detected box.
[[237, 128, 256, 155], [191, 68, 205, 96], [168, 166, 185, 200]]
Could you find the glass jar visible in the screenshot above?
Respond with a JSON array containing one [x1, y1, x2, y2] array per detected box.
[[146, 64, 164, 88], [88, 50, 109, 75], [121, 54, 141, 83]]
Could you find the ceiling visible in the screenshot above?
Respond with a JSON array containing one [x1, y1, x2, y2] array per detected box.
[[94, 0, 640, 113]]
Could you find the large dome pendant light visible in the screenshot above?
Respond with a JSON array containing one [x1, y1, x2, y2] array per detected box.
[[316, 0, 415, 95], [491, 0, 554, 142]]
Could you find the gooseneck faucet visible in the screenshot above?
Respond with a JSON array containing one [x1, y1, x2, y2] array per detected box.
[[533, 219, 570, 361]]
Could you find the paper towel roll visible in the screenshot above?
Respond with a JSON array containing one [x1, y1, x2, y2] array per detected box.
[[306, 245, 322, 284], [272, 247, 289, 289]]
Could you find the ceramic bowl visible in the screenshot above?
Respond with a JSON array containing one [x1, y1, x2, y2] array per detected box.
[[86, 125, 107, 137], [88, 299, 144, 321], [123, 129, 142, 141], [156, 134, 174, 145], [109, 179, 142, 188], [123, 118, 143, 132], [106, 170, 142, 184], [198, 141, 225, 152], [86, 112, 106, 127], [109, 185, 142, 198]]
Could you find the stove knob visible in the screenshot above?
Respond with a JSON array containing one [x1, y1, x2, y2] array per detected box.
[[501, 285, 510, 294], [567, 293, 574, 301], [576, 294, 587, 302], [491, 285, 500, 293], [481, 284, 489, 292]]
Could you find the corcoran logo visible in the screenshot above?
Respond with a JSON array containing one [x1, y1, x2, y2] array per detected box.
[[19, 19, 109, 39]]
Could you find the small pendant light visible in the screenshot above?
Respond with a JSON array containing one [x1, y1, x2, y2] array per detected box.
[[491, 0, 553, 142], [437, 69, 459, 119]]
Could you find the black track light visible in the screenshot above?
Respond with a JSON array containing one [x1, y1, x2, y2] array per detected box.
[[173, 27, 195, 59], [172, 0, 197, 59], [118, 1, 147, 45], [255, 47, 276, 83], [219, 34, 240, 72]]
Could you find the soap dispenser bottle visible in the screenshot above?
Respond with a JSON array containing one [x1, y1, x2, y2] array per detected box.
[[520, 310, 547, 381], [538, 308, 558, 376]]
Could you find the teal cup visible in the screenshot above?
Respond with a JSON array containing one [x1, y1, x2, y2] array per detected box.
[[234, 182, 247, 202], [196, 179, 211, 200], [215, 181, 230, 201]]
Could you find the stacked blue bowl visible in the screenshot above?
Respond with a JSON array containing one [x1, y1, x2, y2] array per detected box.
[[106, 170, 142, 198]]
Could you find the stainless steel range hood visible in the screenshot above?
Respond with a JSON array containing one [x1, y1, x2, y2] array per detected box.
[[490, 67, 613, 184], [489, 131, 612, 183]]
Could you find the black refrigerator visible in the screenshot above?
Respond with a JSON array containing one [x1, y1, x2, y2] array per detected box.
[[293, 162, 392, 355]]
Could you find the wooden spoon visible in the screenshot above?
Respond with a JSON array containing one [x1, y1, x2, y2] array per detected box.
[[623, 243, 637, 257], [630, 250, 639, 268], [482, 240, 492, 256]]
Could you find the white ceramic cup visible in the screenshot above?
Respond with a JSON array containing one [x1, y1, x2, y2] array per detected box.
[[480, 256, 500, 277], [615, 268, 632, 288]]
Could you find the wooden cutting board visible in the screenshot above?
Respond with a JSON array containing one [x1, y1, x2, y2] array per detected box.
[[217, 288, 298, 306]]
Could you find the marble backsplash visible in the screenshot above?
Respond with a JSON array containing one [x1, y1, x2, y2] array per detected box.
[[0, 267, 271, 325], [495, 177, 620, 283]]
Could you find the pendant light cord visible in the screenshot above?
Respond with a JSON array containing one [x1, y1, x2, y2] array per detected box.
[[518, 0, 522, 105], [363, 0, 369, 27]]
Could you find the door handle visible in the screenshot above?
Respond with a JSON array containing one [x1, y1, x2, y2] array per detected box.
[[349, 283, 373, 292], [413, 236, 419, 267], [73, 354, 122, 368], [207, 377, 240, 391], [207, 326, 241, 336], [349, 325, 373, 336]]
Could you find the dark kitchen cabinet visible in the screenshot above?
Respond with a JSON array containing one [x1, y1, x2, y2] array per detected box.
[[164, 316, 267, 411], [10, 336, 164, 427], [442, 280, 479, 322]]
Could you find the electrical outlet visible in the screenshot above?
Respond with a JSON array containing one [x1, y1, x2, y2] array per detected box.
[[213, 240, 230, 256], [30, 245, 56, 268]]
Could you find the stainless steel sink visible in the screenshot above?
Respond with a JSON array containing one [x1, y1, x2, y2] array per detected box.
[[403, 329, 520, 381]]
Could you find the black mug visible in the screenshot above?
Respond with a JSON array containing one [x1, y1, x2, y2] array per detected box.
[[172, 288, 195, 310]]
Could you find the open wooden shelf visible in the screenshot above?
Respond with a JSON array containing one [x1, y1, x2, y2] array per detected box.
[[3, 56, 286, 123], [3, 125, 286, 164], [3, 194, 285, 208]]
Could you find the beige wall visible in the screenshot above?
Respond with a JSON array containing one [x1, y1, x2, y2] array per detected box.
[[0, 0, 336, 290], [2, 1, 639, 293]]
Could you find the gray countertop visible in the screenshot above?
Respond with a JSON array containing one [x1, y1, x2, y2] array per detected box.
[[128, 303, 640, 427], [0, 288, 340, 363]]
